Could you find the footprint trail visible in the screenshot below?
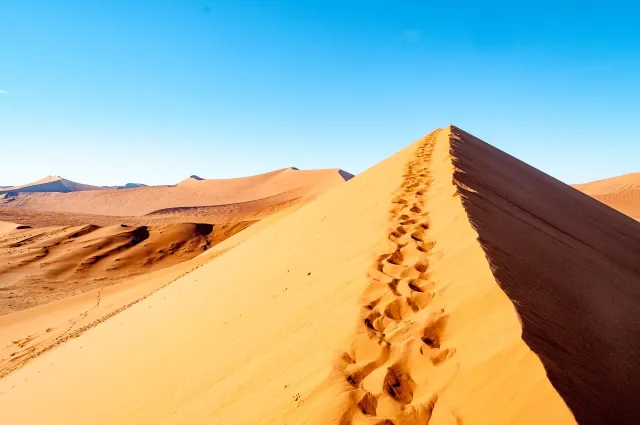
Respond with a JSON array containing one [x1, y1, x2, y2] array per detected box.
[[334, 130, 459, 425]]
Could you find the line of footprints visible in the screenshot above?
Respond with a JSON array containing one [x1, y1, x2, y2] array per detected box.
[[336, 131, 459, 425]]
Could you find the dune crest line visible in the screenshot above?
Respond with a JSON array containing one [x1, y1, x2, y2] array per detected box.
[[332, 129, 460, 424]]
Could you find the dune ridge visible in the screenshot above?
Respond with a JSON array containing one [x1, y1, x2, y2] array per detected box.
[[0, 176, 105, 194], [0, 168, 350, 217], [2, 126, 638, 424], [311, 128, 573, 424], [328, 130, 458, 423]]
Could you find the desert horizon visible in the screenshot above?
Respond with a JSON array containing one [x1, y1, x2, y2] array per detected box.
[[1, 125, 639, 425], [2, 2, 640, 424]]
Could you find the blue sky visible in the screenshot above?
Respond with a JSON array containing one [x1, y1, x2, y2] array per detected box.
[[1, 0, 638, 186]]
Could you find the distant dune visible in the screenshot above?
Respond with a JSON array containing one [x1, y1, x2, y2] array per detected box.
[[0, 168, 351, 219], [573, 172, 640, 220], [103, 183, 148, 190], [0, 176, 106, 195]]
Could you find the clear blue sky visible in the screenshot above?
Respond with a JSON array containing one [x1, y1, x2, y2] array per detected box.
[[1, 0, 638, 186]]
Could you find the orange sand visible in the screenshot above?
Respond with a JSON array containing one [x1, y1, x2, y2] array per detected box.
[[0, 176, 106, 194], [0, 221, 253, 315], [0, 204, 299, 378], [0, 168, 351, 217], [1, 127, 638, 424], [0, 167, 351, 313], [574, 172, 640, 220]]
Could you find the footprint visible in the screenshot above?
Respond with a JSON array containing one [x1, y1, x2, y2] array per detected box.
[[421, 313, 449, 349], [383, 298, 412, 321], [383, 365, 415, 404], [392, 196, 408, 205], [408, 292, 433, 312], [429, 348, 456, 366], [331, 130, 455, 424], [410, 229, 425, 242], [364, 311, 382, 331], [358, 392, 378, 415]]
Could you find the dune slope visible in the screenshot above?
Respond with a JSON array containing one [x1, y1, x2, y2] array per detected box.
[[0, 176, 105, 194], [0, 127, 587, 424], [0, 221, 252, 315], [451, 126, 640, 425], [0, 168, 351, 217], [573, 173, 640, 220]]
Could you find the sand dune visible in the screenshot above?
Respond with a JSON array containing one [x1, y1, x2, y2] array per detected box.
[[451, 127, 640, 424], [0, 166, 349, 345], [0, 176, 105, 195], [1, 127, 638, 424], [0, 205, 297, 378], [0, 220, 252, 315], [0, 194, 297, 227], [0, 168, 352, 217], [573, 173, 640, 220]]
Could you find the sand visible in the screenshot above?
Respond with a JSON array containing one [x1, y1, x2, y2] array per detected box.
[[0, 168, 352, 217], [0, 166, 351, 377], [0, 221, 253, 315], [574, 172, 640, 220], [452, 127, 640, 424], [0, 176, 106, 194], [1, 126, 637, 424], [0, 203, 301, 378], [0, 166, 350, 312]]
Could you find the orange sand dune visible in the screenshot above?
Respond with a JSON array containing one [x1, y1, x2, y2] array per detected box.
[[0, 205, 297, 378], [0, 194, 297, 227], [0, 176, 105, 194], [0, 220, 252, 315], [0, 168, 352, 217], [1, 127, 639, 424], [573, 172, 640, 220]]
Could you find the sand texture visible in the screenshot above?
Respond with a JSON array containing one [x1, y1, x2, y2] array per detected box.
[[574, 172, 640, 220], [0, 168, 352, 217], [0, 167, 350, 379], [0, 221, 253, 315], [1, 127, 638, 424], [451, 127, 640, 424]]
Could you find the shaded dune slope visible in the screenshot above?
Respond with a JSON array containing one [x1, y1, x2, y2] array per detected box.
[[451, 126, 640, 425]]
